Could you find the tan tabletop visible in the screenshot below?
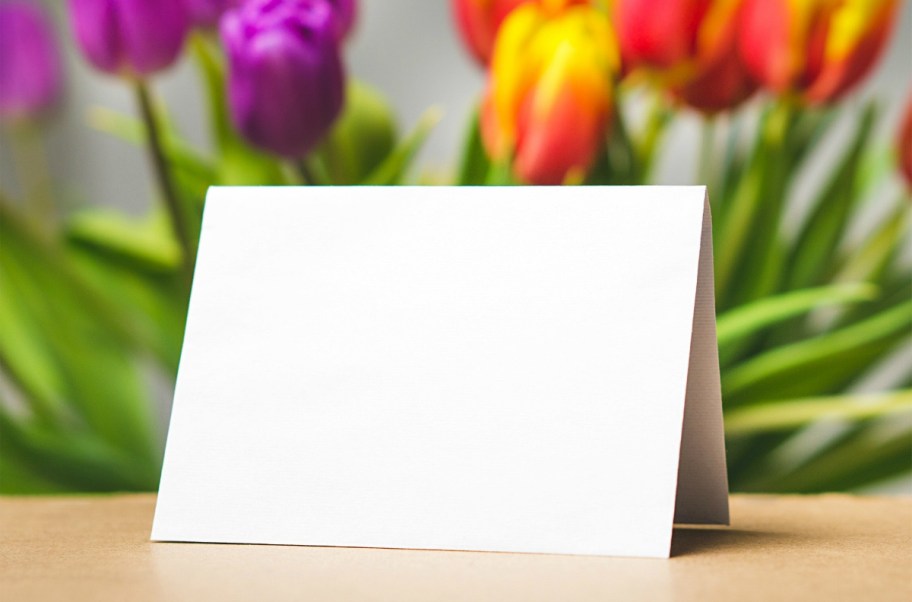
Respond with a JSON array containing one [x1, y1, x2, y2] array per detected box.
[[0, 494, 909, 601]]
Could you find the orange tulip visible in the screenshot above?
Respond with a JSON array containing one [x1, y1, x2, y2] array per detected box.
[[481, 3, 619, 184], [899, 94, 912, 189], [451, 0, 589, 65], [615, 0, 756, 114], [739, 0, 899, 104]]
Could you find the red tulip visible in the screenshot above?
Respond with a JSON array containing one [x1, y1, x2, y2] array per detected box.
[[673, 1, 757, 113], [739, 0, 899, 104], [481, 3, 619, 184], [615, 0, 756, 114], [614, 0, 711, 70]]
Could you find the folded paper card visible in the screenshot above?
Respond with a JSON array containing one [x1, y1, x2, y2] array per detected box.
[[152, 186, 729, 558]]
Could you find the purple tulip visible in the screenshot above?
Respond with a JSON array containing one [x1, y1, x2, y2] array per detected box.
[[0, 2, 63, 120], [326, 0, 356, 40], [185, 0, 239, 29], [68, 0, 189, 77], [221, 0, 345, 157]]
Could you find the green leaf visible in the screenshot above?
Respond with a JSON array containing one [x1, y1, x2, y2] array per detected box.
[[455, 104, 491, 186], [587, 105, 642, 185], [363, 106, 442, 185], [635, 96, 671, 183], [837, 270, 912, 329], [833, 198, 910, 286], [715, 103, 795, 308], [66, 208, 182, 272], [725, 390, 912, 435], [784, 103, 877, 290], [743, 420, 912, 493], [484, 158, 518, 185], [0, 274, 67, 424], [723, 300, 912, 402], [318, 80, 397, 185], [716, 282, 878, 365], [189, 32, 232, 151], [65, 242, 188, 374], [0, 409, 158, 492], [0, 204, 158, 463], [715, 103, 833, 310]]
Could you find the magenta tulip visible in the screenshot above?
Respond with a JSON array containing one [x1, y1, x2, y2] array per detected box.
[[68, 0, 189, 77], [325, 0, 356, 40], [0, 2, 63, 120], [185, 0, 239, 28], [221, 0, 345, 157]]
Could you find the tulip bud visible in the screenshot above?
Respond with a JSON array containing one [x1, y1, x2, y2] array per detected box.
[[221, 0, 345, 158], [325, 0, 357, 41], [673, 1, 757, 113], [185, 0, 239, 29], [615, 0, 711, 70], [739, 0, 899, 104], [482, 4, 619, 184], [615, 0, 756, 114], [452, 0, 530, 65], [899, 94, 912, 190], [68, 0, 189, 77], [452, 0, 590, 65], [0, 2, 64, 120]]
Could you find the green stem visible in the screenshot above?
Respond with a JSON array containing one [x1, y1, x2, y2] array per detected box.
[[0, 339, 61, 427], [485, 158, 516, 185], [697, 116, 716, 187], [294, 158, 318, 185], [637, 94, 670, 181], [134, 81, 193, 281], [609, 104, 641, 184], [189, 32, 231, 152]]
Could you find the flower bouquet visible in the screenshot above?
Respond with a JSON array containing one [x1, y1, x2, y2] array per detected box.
[[0, 0, 909, 493]]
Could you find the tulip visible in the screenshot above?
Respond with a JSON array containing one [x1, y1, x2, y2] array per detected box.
[[615, 0, 756, 113], [614, 0, 711, 70], [452, 0, 590, 65], [0, 2, 64, 120], [185, 0, 239, 29], [452, 0, 530, 65], [325, 0, 357, 41], [673, 1, 757, 113], [482, 4, 619, 184], [68, 0, 189, 77], [899, 95, 912, 189], [739, 0, 899, 104], [221, 0, 345, 158]]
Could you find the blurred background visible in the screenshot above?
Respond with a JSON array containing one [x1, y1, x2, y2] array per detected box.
[[1, 0, 911, 494], [5, 2, 910, 209]]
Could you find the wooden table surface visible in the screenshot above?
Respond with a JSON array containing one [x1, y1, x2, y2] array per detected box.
[[1, 494, 909, 601]]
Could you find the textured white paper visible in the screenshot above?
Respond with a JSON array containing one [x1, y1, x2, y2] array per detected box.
[[152, 186, 728, 558]]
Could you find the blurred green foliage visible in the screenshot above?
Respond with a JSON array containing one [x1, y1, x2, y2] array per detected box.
[[1, 35, 910, 494]]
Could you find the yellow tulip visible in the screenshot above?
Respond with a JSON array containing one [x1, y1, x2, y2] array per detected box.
[[482, 4, 618, 184]]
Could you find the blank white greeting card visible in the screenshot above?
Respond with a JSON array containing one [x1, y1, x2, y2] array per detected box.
[[152, 186, 729, 558]]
